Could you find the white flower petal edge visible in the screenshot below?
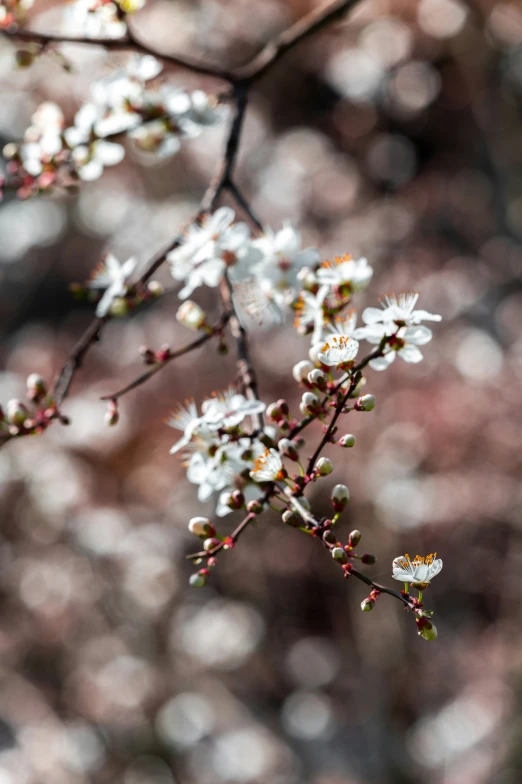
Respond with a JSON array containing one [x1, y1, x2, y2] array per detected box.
[[392, 554, 443, 584]]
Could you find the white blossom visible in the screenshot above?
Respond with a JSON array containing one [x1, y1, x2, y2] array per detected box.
[[293, 285, 329, 345], [201, 388, 265, 431], [168, 400, 202, 454], [316, 254, 373, 292], [392, 553, 443, 585], [250, 448, 285, 482], [168, 208, 261, 299], [362, 292, 441, 327], [87, 253, 138, 316], [317, 335, 359, 367]]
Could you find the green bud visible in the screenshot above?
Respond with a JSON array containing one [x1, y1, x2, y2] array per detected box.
[[332, 547, 348, 564]]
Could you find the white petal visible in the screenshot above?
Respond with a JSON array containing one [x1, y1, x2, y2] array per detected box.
[[398, 345, 424, 363], [403, 325, 433, 346], [362, 306, 386, 325], [78, 159, 104, 181], [94, 141, 125, 166], [369, 353, 395, 371]]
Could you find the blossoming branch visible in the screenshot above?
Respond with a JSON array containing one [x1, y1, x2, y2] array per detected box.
[[0, 0, 443, 640]]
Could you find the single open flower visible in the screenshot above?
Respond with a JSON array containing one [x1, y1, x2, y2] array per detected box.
[[250, 448, 285, 482], [392, 553, 442, 587], [317, 335, 359, 367]]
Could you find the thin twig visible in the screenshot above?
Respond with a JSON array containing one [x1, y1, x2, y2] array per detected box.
[[100, 311, 232, 401], [305, 374, 358, 475], [226, 181, 264, 233]]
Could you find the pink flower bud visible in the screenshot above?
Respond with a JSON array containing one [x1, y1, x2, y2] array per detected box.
[[278, 438, 299, 461], [203, 537, 220, 552], [188, 517, 214, 537], [293, 360, 314, 383], [355, 394, 376, 412], [348, 530, 361, 548], [316, 457, 333, 476], [331, 483, 350, 511], [6, 399, 29, 425], [332, 547, 349, 564], [176, 300, 206, 330], [247, 499, 264, 515], [338, 434, 356, 448], [189, 569, 209, 588], [26, 373, 47, 403], [282, 510, 300, 527]]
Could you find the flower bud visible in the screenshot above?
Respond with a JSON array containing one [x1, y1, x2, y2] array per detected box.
[[6, 399, 29, 425], [348, 530, 361, 548], [361, 597, 375, 612], [300, 391, 319, 416], [189, 569, 209, 588], [203, 537, 220, 552], [416, 616, 438, 641], [176, 300, 206, 330], [355, 394, 376, 412], [147, 280, 164, 298], [278, 438, 299, 461], [140, 346, 156, 364], [331, 483, 350, 511], [316, 457, 333, 476], [266, 402, 282, 421], [307, 369, 327, 388], [332, 547, 349, 564], [282, 510, 300, 527], [247, 499, 264, 515], [323, 530, 337, 545], [26, 373, 47, 403], [104, 399, 119, 427], [361, 553, 376, 565], [110, 297, 129, 317], [277, 399, 290, 417], [228, 490, 245, 510], [338, 433, 356, 448], [293, 360, 314, 383], [188, 516, 214, 537]]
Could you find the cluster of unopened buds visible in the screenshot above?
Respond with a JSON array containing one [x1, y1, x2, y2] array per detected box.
[[0, 374, 69, 443]]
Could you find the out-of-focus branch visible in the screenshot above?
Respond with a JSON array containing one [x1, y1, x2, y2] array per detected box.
[[235, 0, 361, 83], [3, 26, 235, 81], [100, 311, 232, 402]]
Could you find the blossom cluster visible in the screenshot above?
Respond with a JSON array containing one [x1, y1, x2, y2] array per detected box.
[[168, 391, 270, 517], [2, 55, 225, 198], [70, 0, 145, 39], [0, 374, 69, 444]]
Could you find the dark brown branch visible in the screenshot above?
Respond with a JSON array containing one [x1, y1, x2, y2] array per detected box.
[[226, 181, 264, 233], [289, 347, 382, 440], [5, 27, 235, 81], [235, 0, 360, 83], [306, 374, 359, 475], [100, 311, 232, 402]]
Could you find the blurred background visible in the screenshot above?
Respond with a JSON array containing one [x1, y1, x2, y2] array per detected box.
[[1, 0, 522, 782]]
